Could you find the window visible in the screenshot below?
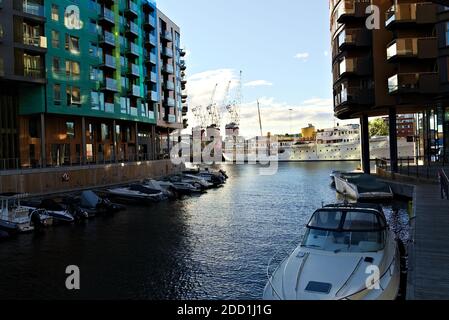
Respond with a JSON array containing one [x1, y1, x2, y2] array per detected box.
[[446, 22, 449, 46], [66, 122, 75, 138], [65, 60, 80, 77], [65, 34, 80, 54], [66, 86, 81, 105], [90, 67, 103, 81], [29, 118, 39, 138], [53, 84, 61, 104], [101, 124, 110, 141], [52, 57, 60, 73], [51, 30, 59, 48], [51, 4, 59, 21], [90, 91, 104, 111]]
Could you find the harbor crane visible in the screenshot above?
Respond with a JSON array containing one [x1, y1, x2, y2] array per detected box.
[[206, 83, 221, 129], [225, 71, 242, 134]]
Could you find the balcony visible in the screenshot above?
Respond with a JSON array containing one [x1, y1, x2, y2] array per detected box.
[[166, 114, 176, 123], [128, 63, 140, 77], [162, 47, 174, 58], [335, 0, 369, 23], [99, 7, 115, 25], [336, 28, 371, 52], [22, 1, 45, 19], [22, 35, 47, 51], [333, 57, 372, 81], [146, 52, 157, 65], [100, 31, 115, 47], [125, 21, 139, 38], [102, 54, 116, 70], [144, 15, 157, 29], [23, 66, 44, 80], [334, 86, 374, 107], [105, 102, 115, 113], [125, 1, 139, 18], [126, 42, 140, 57], [145, 71, 157, 84], [150, 90, 159, 102], [179, 49, 186, 57], [145, 34, 157, 47], [164, 81, 175, 91], [182, 106, 188, 116], [386, 37, 437, 61], [165, 97, 175, 107], [161, 30, 173, 42], [129, 84, 141, 97], [386, 3, 437, 28], [162, 64, 174, 74], [102, 77, 118, 92], [388, 72, 439, 94]]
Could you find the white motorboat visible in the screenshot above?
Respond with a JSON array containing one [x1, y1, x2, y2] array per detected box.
[[22, 199, 78, 223], [334, 173, 394, 201], [107, 185, 165, 203], [159, 180, 204, 195], [264, 203, 400, 300], [144, 180, 176, 199], [1, 194, 52, 233]]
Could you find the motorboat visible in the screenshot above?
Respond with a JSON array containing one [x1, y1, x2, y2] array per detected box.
[[168, 175, 211, 191], [1, 194, 52, 233], [144, 180, 177, 199], [75, 191, 125, 216], [106, 185, 165, 203], [22, 199, 80, 223], [158, 180, 204, 196], [264, 203, 400, 300], [334, 173, 393, 201]]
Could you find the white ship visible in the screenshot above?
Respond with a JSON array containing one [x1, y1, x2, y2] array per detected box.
[[223, 124, 415, 162]]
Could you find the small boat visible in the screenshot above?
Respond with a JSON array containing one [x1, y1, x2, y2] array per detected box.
[[264, 203, 400, 300], [23, 199, 78, 223], [159, 181, 204, 196], [1, 194, 52, 233], [144, 180, 177, 199], [181, 175, 214, 189], [107, 185, 165, 203], [334, 173, 393, 201], [76, 191, 125, 216]]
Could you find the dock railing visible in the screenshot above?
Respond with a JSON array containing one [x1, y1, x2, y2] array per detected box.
[[440, 169, 449, 200], [376, 156, 449, 181]]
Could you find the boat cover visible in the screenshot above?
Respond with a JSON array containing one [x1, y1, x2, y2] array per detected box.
[[80, 191, 101, 209], [342, 174, 391, 194]]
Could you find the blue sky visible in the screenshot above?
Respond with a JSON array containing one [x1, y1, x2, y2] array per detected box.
[[158, 0, 345, 136]]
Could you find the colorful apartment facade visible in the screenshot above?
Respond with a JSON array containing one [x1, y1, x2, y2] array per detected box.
[[0, 0, 188, 170]]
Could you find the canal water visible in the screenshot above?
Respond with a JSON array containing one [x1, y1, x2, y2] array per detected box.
[[0, 162, 410, 300]]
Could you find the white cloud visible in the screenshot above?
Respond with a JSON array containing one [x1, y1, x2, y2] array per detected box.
[[244, 80, 273, 87], [294, 52, 310, 61]]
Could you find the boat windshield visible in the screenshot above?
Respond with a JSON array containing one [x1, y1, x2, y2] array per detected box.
[[302, 209, 386, 253]]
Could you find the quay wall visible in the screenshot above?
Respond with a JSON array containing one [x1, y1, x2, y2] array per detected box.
[[0, 160, 182, 196]]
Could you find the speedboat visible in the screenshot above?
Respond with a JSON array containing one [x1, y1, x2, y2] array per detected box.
[[22, 199, 79, 223], [159, 180, 204, 196], [1, 194, 52, 233], [334, 173, 393, 201], [107, 185, 165, 203], [168, 175, 211, 191], [75, 191, 125, 216], [264, 203, 400, 300], [144, 180, 177, 199]]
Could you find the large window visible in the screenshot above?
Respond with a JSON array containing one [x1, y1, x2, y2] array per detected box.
[[90, 91, 104, 111], [51, 4, 59, 21], [65, 60, 80, 77], [66, 86, 81, 105], [51, 30, 59, 48], [53, 84, 61, 105], [66, 122, 75, 138], [101, 124, 110, 141], [52, 57, 60, 73], [65, 34, 80, 54]]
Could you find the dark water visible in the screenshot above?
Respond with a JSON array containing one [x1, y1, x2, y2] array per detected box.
[[0, 162, 410, 300]]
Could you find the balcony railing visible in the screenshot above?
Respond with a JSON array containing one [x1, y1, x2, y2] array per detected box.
[[126, 1, 139, 16], [145, 15, 157, 28], [130, 63, 140, 76], [388, 72, 439, 94], [164, 81, 175, 91], [105, 102, 115, 113], [165, 97, 175, 107], [100, 7, 115, 24], [104, 54, 116, 69], [23, 35, 47, 48], [386, 37, 437, 60], [161, 30, 173, 42], [127, 42, 140, 56], [103, 77, 118, 92], [162, 47, 174, 58], [150, 91, 158, 102], [146, 34, 157, 47], [335, 0, 369, 22], [23, 67, 44, 79], [129, 84, 141, 97], [148, 52, 157, 65], [163, 64, 174, 74], [101, 31, 115, 46], [22, 1, 45, 17], [334, 86, 374, 107], [386, 3, 437, 27], [126, 22, 139, 36], [149, 71, 157, 83]]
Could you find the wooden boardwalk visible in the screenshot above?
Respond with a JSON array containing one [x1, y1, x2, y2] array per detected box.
[[407, 183, 449, 300]]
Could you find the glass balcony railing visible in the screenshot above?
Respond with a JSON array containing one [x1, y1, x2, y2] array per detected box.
[[127, 22, 139, 35], [146, 15, 157, 28], [23, 1, 45, 17], [101, 7, 115, 24], [149, 52, 157, 65], [148, 111, 155, 119], [104, 54, 116, 69], [130, 84, 141, 97], [165, 81, 175, 91], [150, 91, 158, 101], [166, 97, 175, 107], [23, 35, 47, 48], [127, 1, 139, 15], [102, 31, 115, 46], [104, 77, 118, 92], [163, 64, 174, 74], [388, 72, 438, 93], [24, 67, 44, 79], [162, 47, 174, 58], [128, 42, 140, 56], [130, 63, 140, 76], [149, 72, 157, 83], [162, 30, 173, 42], [105, 102, 115, 113], [130, 107, 138, 116]]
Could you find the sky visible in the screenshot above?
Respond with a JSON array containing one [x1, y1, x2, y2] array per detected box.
[[158, 0, 357, 137]]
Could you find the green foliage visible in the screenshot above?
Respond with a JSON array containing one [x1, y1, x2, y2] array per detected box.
[[369, 118, 389, 137]]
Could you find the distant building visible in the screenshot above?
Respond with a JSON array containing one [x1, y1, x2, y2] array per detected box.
[[383, 114, 416, 139]]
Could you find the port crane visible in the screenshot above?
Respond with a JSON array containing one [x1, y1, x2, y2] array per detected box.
[[225, 71, 242, 134], [206, 83, 221, 129]]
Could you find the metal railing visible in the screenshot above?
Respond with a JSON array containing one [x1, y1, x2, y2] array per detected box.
[[376, 156, 449, 180], [440, 169, 449, 200], [0, 153, 164, 171]]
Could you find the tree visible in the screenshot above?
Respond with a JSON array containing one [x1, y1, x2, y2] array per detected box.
[[369, 118, 389, 137]]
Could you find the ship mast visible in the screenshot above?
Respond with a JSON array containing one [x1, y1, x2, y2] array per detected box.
[[257, 100, 263, 137]]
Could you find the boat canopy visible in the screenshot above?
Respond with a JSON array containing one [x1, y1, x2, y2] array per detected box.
[[80, 191, 101, 208]]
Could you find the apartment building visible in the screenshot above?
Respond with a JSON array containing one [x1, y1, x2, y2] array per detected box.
[[0, 0, 188, 170], [330, 0, 449, 172]]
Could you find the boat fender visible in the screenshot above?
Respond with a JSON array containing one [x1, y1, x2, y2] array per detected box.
[[62, 173, 70, 182], [29, 210, 43, 229]]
